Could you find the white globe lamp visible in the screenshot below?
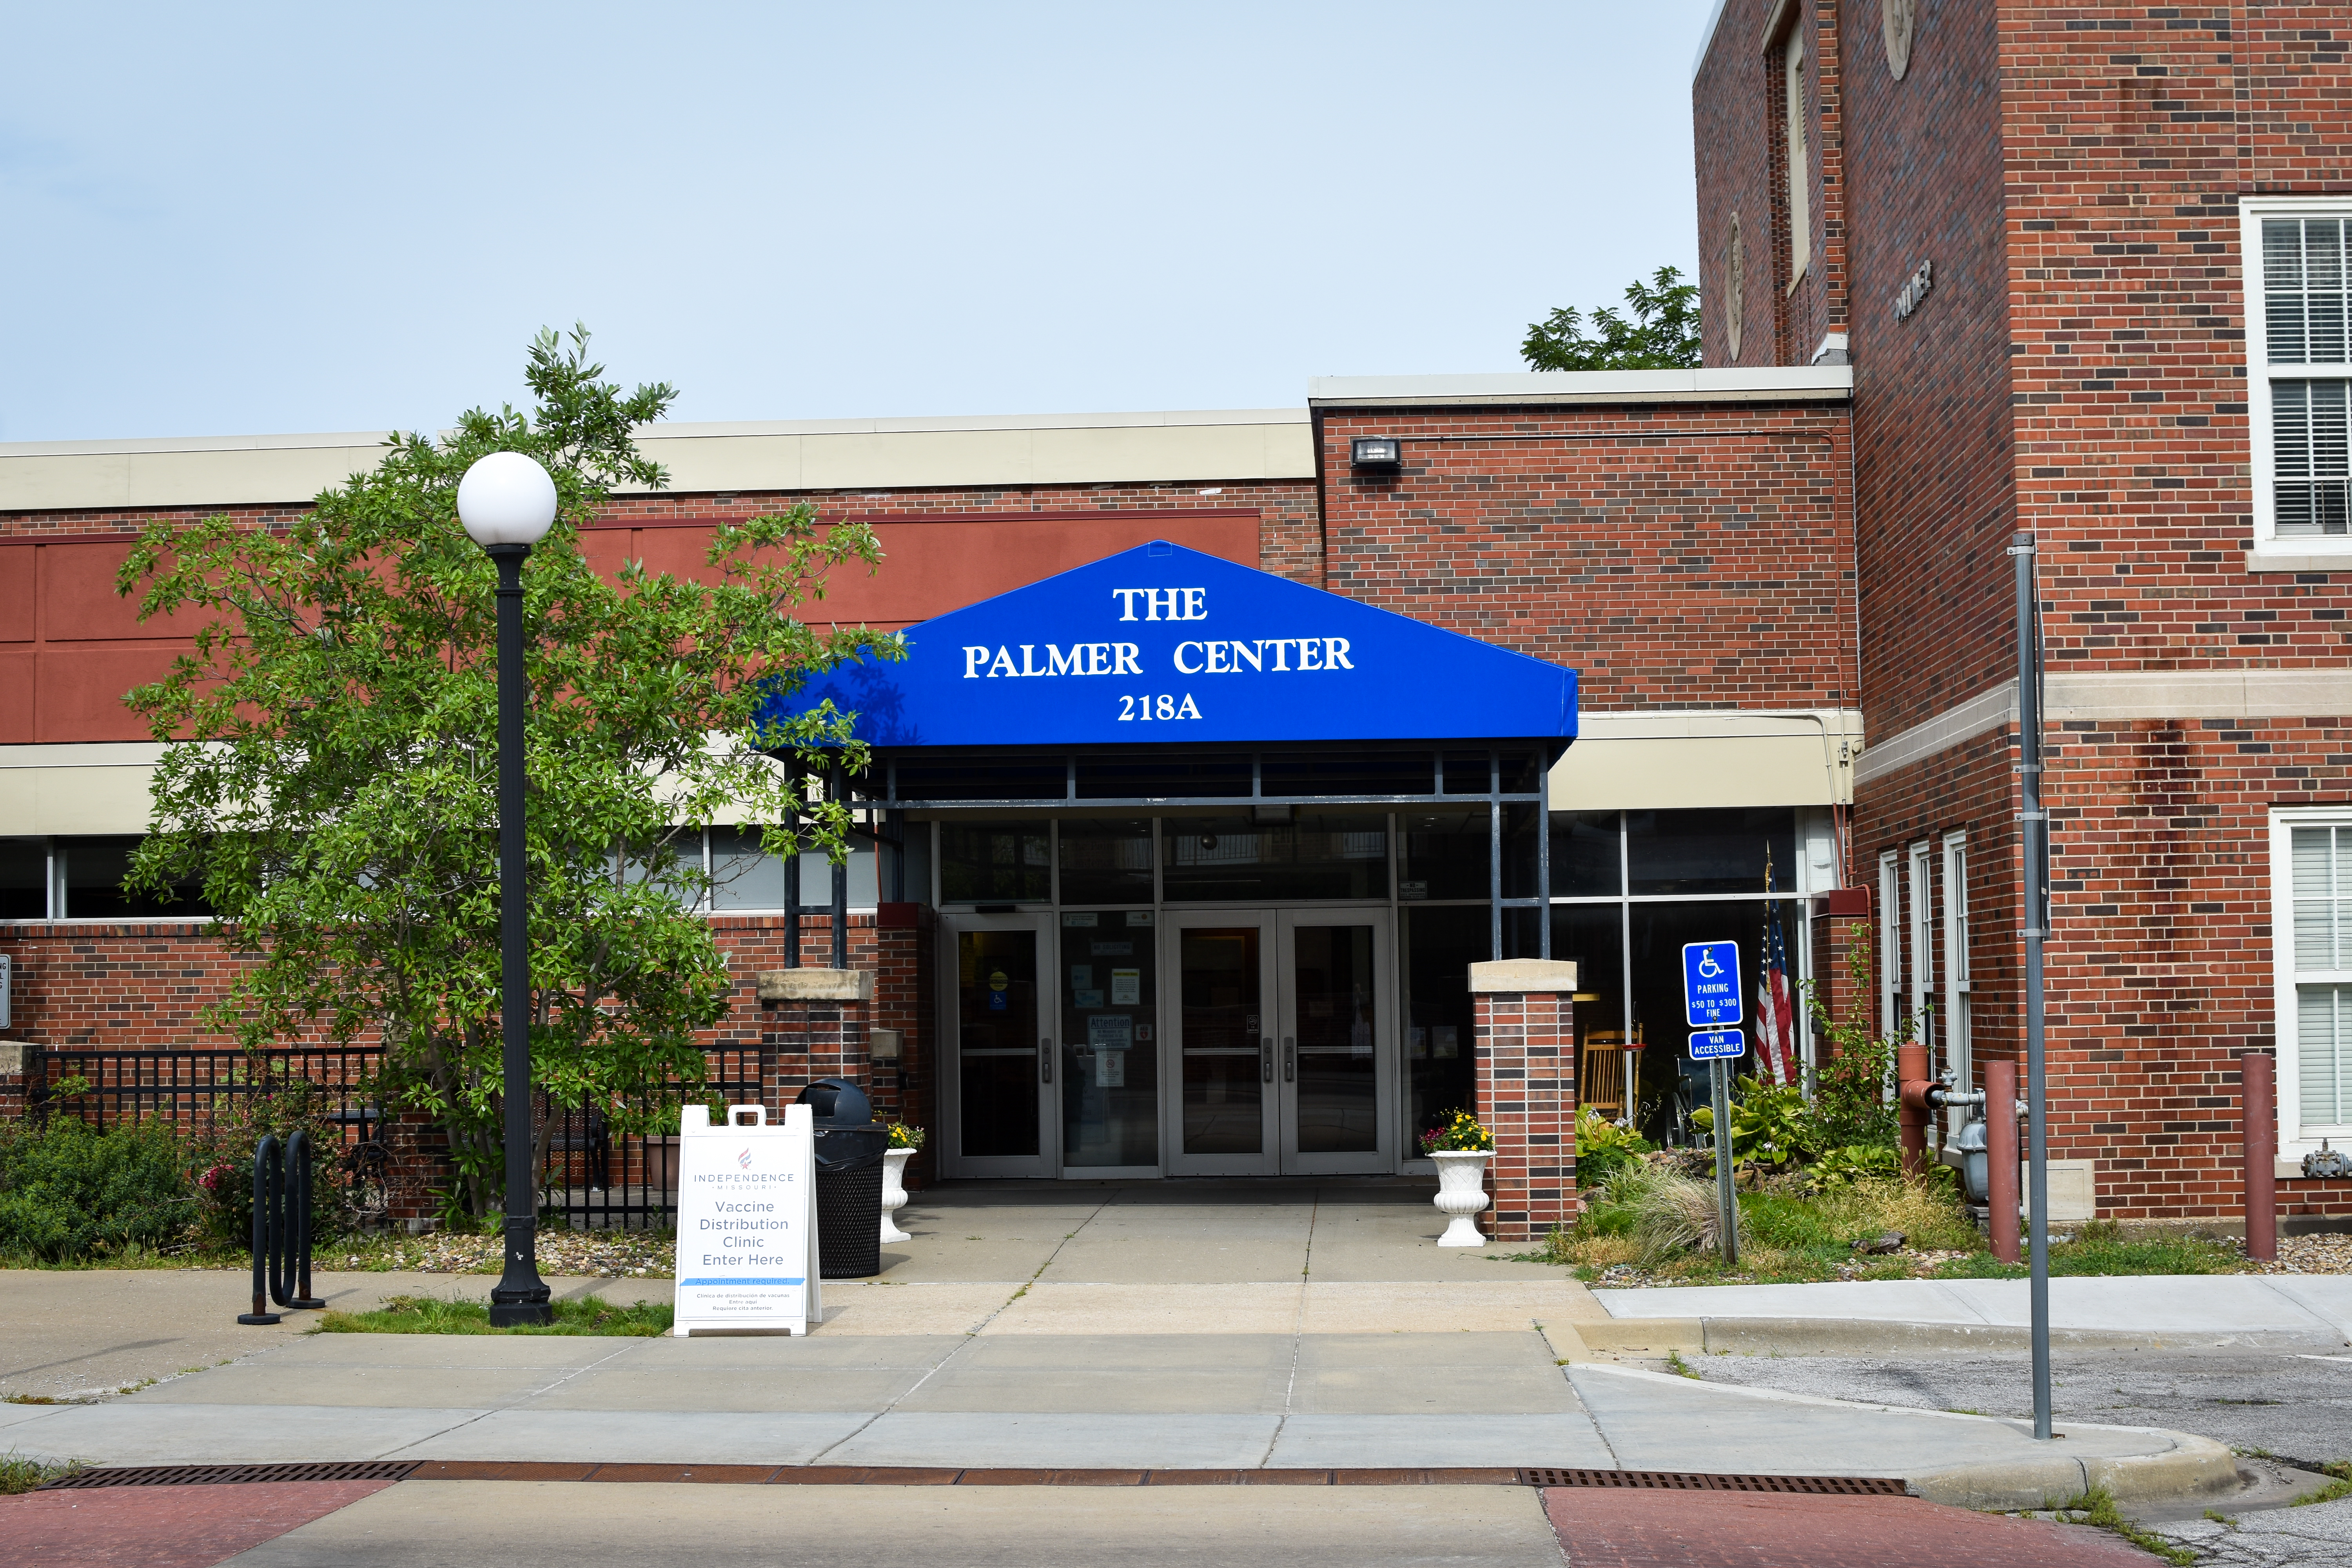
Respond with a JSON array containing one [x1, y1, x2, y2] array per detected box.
[[456, 451, 559, 549]]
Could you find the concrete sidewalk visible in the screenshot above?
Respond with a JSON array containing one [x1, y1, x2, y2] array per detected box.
[[0, 1183, 2294, 1512]]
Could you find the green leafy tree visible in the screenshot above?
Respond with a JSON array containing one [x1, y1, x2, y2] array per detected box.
[[1522, 265, 1702, 372], [117, 327, 900, 1216]]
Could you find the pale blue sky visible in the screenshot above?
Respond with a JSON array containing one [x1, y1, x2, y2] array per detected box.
[[2, 3, 1711, 442]]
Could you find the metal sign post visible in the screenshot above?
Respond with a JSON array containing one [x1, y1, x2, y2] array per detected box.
[[1684, 944, 1744, 1265], [2011, 532, 2053, 1441]]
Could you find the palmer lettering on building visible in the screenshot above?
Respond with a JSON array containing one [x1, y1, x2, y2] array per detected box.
[[786, 542, 1575, 748]]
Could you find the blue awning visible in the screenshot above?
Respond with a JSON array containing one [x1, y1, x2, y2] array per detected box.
[[773, 541, 1576, 750]]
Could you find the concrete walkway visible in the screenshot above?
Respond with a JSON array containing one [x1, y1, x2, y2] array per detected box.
[[0, 1181, 2259, 1510]]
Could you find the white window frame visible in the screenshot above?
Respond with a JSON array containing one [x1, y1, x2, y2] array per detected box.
[[1878, 850, 1900, 1042], [2270, 806, 2352, 1159], [1907, 841, 1933, 1058], [2241, 196, 2352, 568], [1941, 831, 1972, 1143], [1782, 24, 1810, 289]]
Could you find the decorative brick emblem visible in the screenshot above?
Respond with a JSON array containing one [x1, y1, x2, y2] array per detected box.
[[1882, 0, 1915, 81]]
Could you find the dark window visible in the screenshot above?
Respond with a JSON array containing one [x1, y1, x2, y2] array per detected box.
[[1498, 752, 1544, 794], [1161, 813, 1388, 902], [1550, 811, 1622, 897], [1399, 809, 1488, 902], [893, 761, 1067, 803], [1074, 756, 1252, 799], [0, 840, 45, 919], [1403, 904, 1487, 1145], [1625, 809, 1797, 895], [1441, 752, 1491, 795], [1057, 818, 1155, 905], [1259, 751, 1432, 797], [62, 837, 212, 919], [939, 821, 1052, 904]]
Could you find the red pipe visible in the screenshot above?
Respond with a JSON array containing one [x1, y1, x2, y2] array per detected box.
[[1896, 1043, 1932, 1176], [1987, 1058, 2020, 1265], [2242, 1051, 2277, 1262]]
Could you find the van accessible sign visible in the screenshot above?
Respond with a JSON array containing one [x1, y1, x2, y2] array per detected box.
[[771, 542, 1577, 748], [671, 1102, 820, 1336]]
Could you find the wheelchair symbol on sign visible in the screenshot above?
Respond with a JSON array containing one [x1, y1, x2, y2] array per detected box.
[[1697, 951, 1726, 979]]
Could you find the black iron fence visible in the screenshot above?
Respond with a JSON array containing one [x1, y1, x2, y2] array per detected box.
[[17, 1042, 774, 1233], [533, 1045, 775, 1231]]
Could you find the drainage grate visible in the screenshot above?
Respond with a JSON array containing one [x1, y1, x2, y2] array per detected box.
[[44, 1462, 420, 1490], [1517, 1469, 1909, 1497]]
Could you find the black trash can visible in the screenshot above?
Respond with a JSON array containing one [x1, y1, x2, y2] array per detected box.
[[797, 1077, 888, 1279]]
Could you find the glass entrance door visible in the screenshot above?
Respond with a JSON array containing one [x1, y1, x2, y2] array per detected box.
[[943, 913, 1055, 1178], [1279, 917, 1394, 1174], [1161, 909, 1396, 1176]]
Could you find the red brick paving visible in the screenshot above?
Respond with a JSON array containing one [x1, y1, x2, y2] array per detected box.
[[0, 1480, 393, 1567], [1543, 1489, 2163, 1567]]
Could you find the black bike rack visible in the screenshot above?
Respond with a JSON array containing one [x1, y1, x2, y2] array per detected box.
[[238, 1131, 326, 1324]]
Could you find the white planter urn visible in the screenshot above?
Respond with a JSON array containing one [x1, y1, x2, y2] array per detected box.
[[879, 1147, 915, 1244], [1430, 1149, 1492, 1247]]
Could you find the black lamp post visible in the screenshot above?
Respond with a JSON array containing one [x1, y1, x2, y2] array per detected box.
[[457, 450, 559, 1328]]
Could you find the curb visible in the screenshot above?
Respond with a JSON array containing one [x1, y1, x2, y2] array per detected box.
[[1908, 1428, 2242, 1512], [1577, 1316, 2347, 1358]]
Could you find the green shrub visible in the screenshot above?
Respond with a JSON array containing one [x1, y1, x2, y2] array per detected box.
[[0, 1117, 198, 1261], [1573, 1108, 1652, 1187]]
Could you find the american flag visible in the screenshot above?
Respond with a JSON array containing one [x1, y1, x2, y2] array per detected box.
[[1755, 893, 1798, 1087]]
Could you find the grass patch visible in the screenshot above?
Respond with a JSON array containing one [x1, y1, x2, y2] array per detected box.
[[2049, 1485, 2196, 1566], [0, 1454, 86, 1495], [1543, 1170, 1985, 1284], [1929, 1222, 2246, 1280], [315, 1293, 671, 1336], [2292, 1460, 2352, 1508]]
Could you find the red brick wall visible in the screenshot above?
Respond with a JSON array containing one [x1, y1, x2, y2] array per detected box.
[[1693, 0, 1846, 368], [1316, 402, 1857, 710], [0, 480, 1319, 744], [1859, 721, 2352, 1223], [1473, 988, 1577, 1242]]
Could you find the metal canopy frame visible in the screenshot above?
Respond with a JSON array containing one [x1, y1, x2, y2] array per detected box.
[[848, 739, 1565, 960]]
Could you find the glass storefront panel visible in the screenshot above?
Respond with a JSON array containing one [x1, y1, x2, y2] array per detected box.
[[1161, 813, 1388, 902], [1401, 809, 1488, 902], [1551, 903, 1629, 1123], [956, 929, 1041, 1158], [1403, 903, 1486, 1146], [1502, 803, 1543, 898], [1180, 924, 1265, 1154], [1058, 818, 1155, 906], [1060, 909, 1158, 1166], [1550, 811, 1622, 897], [1291, 923, 1378, 1154], [63, 835, 212, 919], [1625, 808, 1798, 896], [0, 840, 45, 919], [1259, 752, 1431, 797], [941, 820, 1052, 904]]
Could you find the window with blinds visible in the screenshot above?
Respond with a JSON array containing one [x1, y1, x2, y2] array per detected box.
[[2289, 823, 2352, 1131], [2254, 209, 2352, 542]]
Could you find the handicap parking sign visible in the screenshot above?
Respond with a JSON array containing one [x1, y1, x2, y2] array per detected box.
[[1681, 942, 1742, 1028]]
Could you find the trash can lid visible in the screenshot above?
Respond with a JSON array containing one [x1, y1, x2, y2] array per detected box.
[[795, 1076, 875, 1126]]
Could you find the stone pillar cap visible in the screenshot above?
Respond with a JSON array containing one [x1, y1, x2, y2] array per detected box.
[[1466, 959, 1580, 995]]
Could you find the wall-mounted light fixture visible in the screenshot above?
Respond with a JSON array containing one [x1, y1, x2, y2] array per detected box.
[[1350, 436, 1402, 471]]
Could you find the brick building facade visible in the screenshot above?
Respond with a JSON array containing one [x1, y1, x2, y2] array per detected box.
[[2, 5, 2345, 1232]]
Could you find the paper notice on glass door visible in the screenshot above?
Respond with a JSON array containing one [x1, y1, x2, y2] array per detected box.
[[1110, 968, 1141, 1005]]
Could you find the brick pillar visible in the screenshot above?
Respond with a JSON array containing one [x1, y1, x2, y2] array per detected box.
[[874, 903, 937, 1190], [1469, 958, 1579, 1243]]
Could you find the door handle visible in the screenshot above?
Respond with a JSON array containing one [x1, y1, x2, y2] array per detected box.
[[1261, 1036, 1273, 1083], [1040, 1037, 1053, 1083], [1283, 1036, 1296, 1083]]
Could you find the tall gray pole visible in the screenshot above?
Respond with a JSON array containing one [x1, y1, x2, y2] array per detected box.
[[488, 543, 552, 1328], [2011, 532, 2051, 1438]]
